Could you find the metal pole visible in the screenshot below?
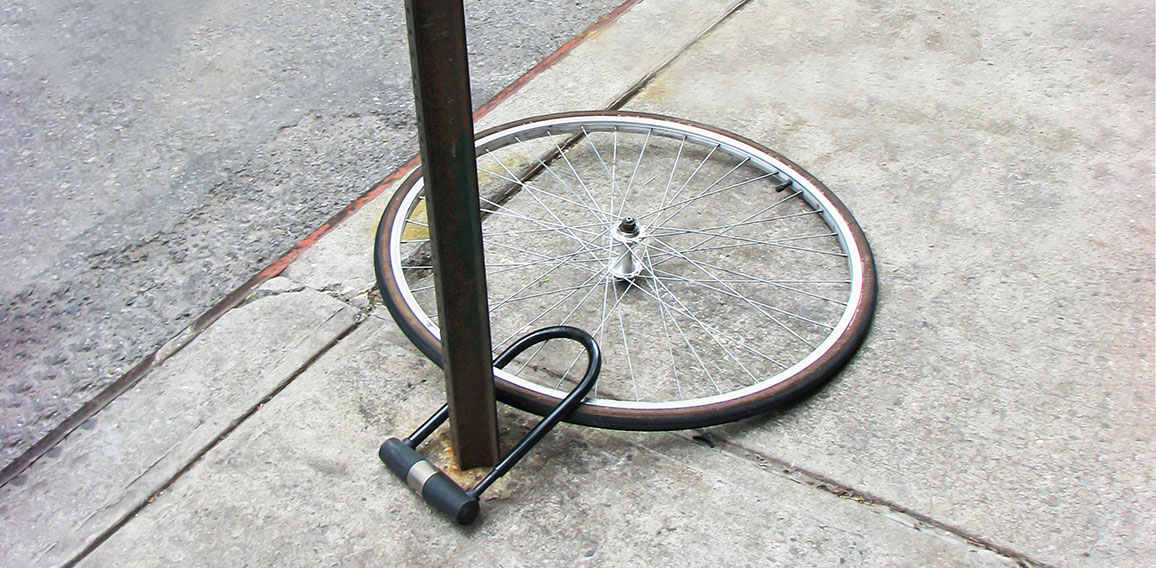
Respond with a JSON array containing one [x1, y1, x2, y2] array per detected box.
[[403, 0, 499, 468]]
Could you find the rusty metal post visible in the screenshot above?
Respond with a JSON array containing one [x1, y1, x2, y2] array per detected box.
[[403, 0, 499, 468]]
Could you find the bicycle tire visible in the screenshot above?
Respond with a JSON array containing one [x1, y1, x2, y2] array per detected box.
[[374, 111, 876, 430]]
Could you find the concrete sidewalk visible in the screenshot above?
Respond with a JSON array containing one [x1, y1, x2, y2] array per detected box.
[[2, 0, 1152, 566]]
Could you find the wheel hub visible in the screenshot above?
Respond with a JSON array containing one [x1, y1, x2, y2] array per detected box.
[[609, 217, 648, 280]]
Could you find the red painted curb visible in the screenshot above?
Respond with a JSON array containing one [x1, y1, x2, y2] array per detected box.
[[0, 0, 644, 488], [261, 0, 645, 282], [473, 0, 645, 119]]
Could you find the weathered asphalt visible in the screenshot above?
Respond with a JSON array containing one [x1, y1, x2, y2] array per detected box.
[[0, 0, 621, 469]]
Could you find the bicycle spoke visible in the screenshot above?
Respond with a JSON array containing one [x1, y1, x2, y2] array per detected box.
[[611, 127, 619, 213], [641, 245, 765, 382], [495, 269, 605, 350], [662, 143, 718, 208], [645, 269, 684, 400], [648, 209, 818, 240], [403, 220, 610, 245], [617, 128, 651, 220], [612, 282, 639, 401], [512, 270, 609, 378], [484, 238, 603, 277], [380, 113, 873, 421], [658, 275, 838, 337], [660, 136, 687, 211], [513, 135, 609, 224], [580, 126, 618, 218], [648, 238, 821, 348], [651, 243, 844, 297], [635, 260, 788, 373], [548, 131, 605, 224], [480, 197, 605, 264], [481, 151, 610, 224], [408, 249, 597, 292], [655, 230, 839, 252], [478, 153, 605, 248], [647, 188, 800, 246], [653, 227, 847, 259], [489, 249, 602, 313], [643, 168, 769, 228]]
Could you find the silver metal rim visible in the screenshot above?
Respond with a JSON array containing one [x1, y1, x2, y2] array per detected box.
[[387, 113, 866, 412]]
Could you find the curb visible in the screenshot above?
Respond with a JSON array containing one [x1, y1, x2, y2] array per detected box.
[[0, 0, 644, 489]]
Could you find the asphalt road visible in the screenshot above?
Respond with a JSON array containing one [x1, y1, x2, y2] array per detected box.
[[0, 0, 622, 469]]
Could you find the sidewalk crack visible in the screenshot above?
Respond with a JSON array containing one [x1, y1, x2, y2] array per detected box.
[[61, 313, 367, 568], [694, 433, 1055, 568], [606, 0, 755, 111]]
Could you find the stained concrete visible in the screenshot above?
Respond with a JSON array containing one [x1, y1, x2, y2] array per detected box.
[[0, 0, 622, 472], [81, 314, 1014, 568], [0, 283, 358, 566], [3, 0, 1152, 566], [284, 0, 748, 301], [622, 0, 1155, 564]]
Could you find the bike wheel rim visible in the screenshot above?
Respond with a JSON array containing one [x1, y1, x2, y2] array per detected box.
[[379, 111, 874, 423]]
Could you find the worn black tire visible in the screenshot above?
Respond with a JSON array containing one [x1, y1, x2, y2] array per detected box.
[[374, 111, 876, 431]]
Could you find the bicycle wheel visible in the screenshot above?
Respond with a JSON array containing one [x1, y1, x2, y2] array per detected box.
[[375, 111, 876, 430]]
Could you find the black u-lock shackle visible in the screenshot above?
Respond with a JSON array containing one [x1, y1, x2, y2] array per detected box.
[[379, 325, 601, 525]]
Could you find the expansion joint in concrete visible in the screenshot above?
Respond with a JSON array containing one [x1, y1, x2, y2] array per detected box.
[[606, 0, 754, 111], [697, 434, 1055, 568], [62, 312, 369, 567]]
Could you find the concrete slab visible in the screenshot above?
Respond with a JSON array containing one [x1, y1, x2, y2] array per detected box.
[[0, 0, 625, 473], [9, 0, 1150, 565], [284, 0, 747, 300], [620, 0, 1155, 565], [81, 314, 1015, 567], [474, 0, 746, 129], [0, 282, 359, 567]]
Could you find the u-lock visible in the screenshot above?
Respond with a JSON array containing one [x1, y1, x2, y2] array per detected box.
[[379, 325, 601, 524]]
